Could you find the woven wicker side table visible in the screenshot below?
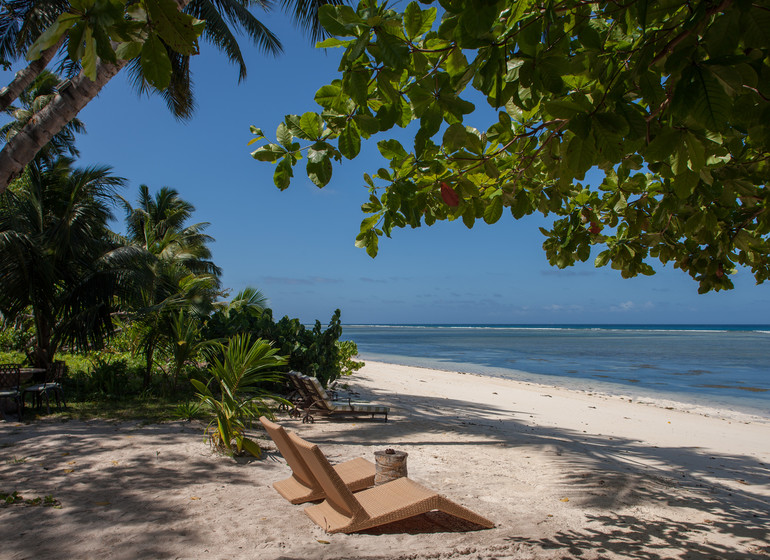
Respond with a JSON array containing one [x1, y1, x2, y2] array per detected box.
[[373, 449, 408, 485]]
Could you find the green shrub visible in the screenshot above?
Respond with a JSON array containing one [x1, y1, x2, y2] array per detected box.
[[204, 308, 352, 387]]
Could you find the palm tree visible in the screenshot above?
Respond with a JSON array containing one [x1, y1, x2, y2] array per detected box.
[[0, 0, 343, 190], [1, 69, 85, 166], [0, 157, 139, 367], [0, 0, 68, 112], [121, 185, 222, 389]]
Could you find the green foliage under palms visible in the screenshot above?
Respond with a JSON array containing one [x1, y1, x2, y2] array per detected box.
[[0, 158, 138, 367], [120, 184, 222, 388], [192, 333, 287, 457]]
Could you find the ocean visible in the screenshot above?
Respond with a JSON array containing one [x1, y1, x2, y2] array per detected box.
[[341, 324, 770, 416]]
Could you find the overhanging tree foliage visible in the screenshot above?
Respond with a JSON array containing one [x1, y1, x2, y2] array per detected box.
[[250, 0, 770, 293], [0, 0, 342, 191]]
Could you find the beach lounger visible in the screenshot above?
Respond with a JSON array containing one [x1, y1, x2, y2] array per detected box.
[[259, 416, 375, 504], [288, 431, 495, 534], [297, 373, 389, 423]]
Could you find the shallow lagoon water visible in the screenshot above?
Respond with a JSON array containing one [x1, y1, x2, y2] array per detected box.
[[342, 325, 770, 416]]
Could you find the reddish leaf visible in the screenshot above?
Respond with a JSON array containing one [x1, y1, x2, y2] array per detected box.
[[440, 182, 459, 207]]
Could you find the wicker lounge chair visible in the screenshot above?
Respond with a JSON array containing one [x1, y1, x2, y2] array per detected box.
[[259, 416, 376, 504], [297, 373, 389, 423], [288, 431, 494, 534]]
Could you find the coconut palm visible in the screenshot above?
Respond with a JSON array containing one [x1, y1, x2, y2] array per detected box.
[[1, 69, 85, 167], [121, 185, 222, 389], [0, 0, 68, 112], [0, 157, 139, 367], [0, 0, 344, 189]]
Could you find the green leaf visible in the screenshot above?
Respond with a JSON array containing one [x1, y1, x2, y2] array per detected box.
[[343, 71, 369, 107], [115, 41, 143, 60], [273, 158, 293, 190], [314, 84, 348, 113], [276, 123, 293, 148], [81, 27, 97, 81], [483, 197, 503, 224], [690, 67, 732, 130], [300, 112, 323, 139], [404, 2, 424, 40], [376, 31, 409, 69], [140, 33, 172, 90], [145, 0, 202, 55], [377, 139, 408, 160], [319, 5, 360, 37], [339, 122, 361, 159], [250, 143, 286, 162], [566, 135, 596, 177], [307, 156, 333, 187], [27, 13, 80, 61]]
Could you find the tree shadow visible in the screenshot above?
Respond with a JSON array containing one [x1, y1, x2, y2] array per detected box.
[[278, 376, 769, 555], [0, 419, 282, 559]]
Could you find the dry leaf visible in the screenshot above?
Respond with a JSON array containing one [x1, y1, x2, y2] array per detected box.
[[560, 497, 569, 502], [317, 540, 330, 545], [111, 461, 119, 466], [62, 452, 69, 456], [190, 496, 201, 500], [64, 469, 74, 473], [67, 461, 76, 465]]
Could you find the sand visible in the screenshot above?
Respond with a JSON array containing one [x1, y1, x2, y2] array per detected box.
[[1, 360, 768, 559]]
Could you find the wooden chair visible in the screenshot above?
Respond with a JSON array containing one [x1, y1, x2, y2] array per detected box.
[[296, 373, 389, 423], [259, 416, 375, 503], [288, 431, 494, 534], [0, 364, 23, 421]]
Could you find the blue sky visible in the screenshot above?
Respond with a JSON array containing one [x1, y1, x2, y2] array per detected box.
[[2, 9, 769, 325]]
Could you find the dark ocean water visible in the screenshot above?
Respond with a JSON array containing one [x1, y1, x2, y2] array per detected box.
[[341, 324, 770, 416]]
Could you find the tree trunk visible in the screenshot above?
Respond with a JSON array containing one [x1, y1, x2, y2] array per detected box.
[[32, 310, 53, 369], [0, 58, 128, 193], [0, 39, 65, 113], [144, 340, 156, 390], [0, 0, 194, 194]]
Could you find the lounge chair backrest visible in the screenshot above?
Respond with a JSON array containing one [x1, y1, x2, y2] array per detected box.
[[259, 417, 317, 489], [300, 375, 335, 412], [286, 371, 311, 398], [288, 431, 366, 521]]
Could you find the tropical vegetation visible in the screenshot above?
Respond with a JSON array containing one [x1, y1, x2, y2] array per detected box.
[[250, 0, 770, 294], [0, 0, 362, 433], [0, 0, 342, 191], [191, 333, 287, 457]]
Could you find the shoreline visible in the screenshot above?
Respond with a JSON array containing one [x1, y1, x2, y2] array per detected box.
[[2, 359, 768, 559], [356, 353, 770, 421]]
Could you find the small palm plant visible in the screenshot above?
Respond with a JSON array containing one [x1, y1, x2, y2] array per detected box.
[[191, 333, 287, 457]]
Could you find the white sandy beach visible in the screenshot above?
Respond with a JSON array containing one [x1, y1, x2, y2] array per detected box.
[[1, 360, 768, 559]]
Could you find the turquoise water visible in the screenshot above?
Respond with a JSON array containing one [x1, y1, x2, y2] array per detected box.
[[341, 325, 770, 416]]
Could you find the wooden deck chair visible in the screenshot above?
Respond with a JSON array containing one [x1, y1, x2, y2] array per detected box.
[[259, 416, 375, 504], [298, 374, 389, 423], [288, 432, 494, 534]]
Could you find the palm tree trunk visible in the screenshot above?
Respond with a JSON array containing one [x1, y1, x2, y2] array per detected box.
[[0, 0, 194, 194], [0, 58, 127, 193], [0, 39, 65, 113]]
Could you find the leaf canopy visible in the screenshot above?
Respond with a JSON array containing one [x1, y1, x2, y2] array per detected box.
[[250, 0, 770, 293]]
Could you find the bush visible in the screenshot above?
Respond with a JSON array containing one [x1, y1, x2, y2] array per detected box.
[[204, 308, 356, 387]]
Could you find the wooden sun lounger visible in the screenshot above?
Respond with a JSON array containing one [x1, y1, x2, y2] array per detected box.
[[296, 373, 389, 423], [259, 416, 375, 504], [288, 431, 495, 534]]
